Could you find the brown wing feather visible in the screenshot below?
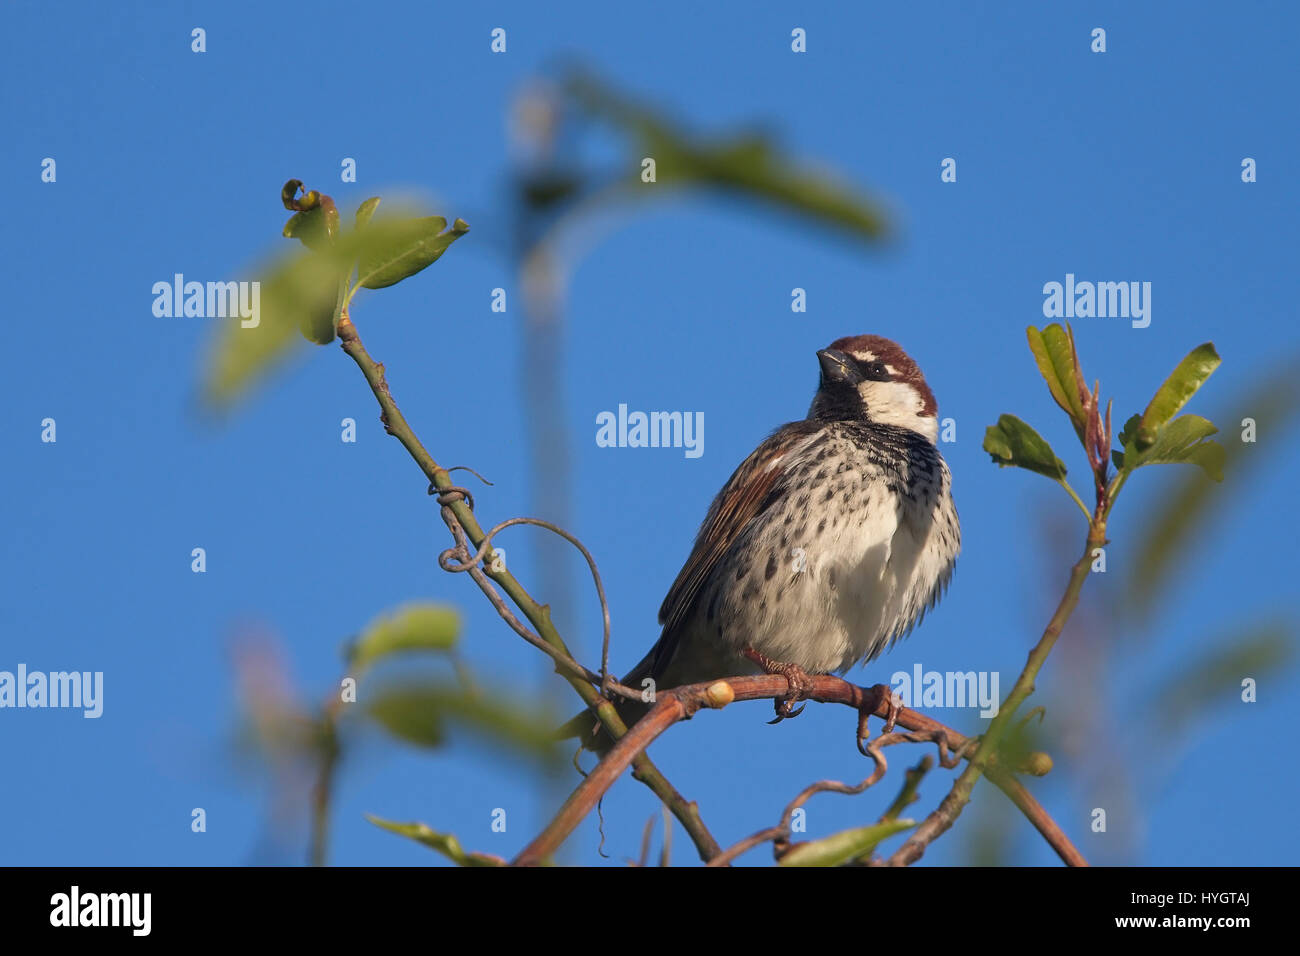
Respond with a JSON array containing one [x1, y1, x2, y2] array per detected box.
[[645, 422, 815, 679]]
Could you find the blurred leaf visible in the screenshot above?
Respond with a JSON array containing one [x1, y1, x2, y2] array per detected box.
[[282, 209, 324, 249], [365, 685, 447, 748], [689, 136, 888, 237], [563, 70, 887, 240], [1026, 325, 1086, 437], [362, 681, 560, 757], [1120, 414, 1224, 481], [346, 603, 460, 675], [282, 207, 331, 251], [354, 196, 381, 229], [983, 414, 1068, 479], [203, 248, 344, 407], [1139, 343, 1221, 440], [366, 816, 506, 866], [994, 720, 1050, 780], [230, 633, 329, 769], [357, 216, 470, 290], [779, 819, 916, 867], [1125, 361, 1300, 616], [964, 791, 1016, 867], [435, 688, 562, 756], [1142, 623, 1293, 737]]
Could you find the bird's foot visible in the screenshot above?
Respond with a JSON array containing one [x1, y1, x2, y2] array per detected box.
[[743, 648, 814, 723], [856, 684, 903, 755]]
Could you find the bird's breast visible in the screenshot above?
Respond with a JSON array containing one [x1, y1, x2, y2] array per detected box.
[[701, 426, 958, 675]]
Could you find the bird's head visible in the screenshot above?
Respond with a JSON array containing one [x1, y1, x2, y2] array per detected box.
[[808, 334, 938, 441]]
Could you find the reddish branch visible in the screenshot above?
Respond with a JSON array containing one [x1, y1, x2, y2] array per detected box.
[[513, 675, 1086, 867]]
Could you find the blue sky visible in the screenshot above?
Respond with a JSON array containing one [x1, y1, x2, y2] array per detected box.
[[1, 1, 1296, 866]]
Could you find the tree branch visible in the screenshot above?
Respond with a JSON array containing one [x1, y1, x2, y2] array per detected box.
[[335, 313, 723, 862], [886, 534, 1101, 866], [513, 675, 1084, 866]]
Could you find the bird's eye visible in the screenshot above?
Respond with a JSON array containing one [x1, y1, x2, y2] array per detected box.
[[862, 361, 890, 381]]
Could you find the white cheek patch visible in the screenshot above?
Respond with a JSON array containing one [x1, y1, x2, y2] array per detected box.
[[858, 381, 937, 440]]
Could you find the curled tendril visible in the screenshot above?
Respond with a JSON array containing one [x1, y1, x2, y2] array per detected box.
[[429, 476, 617, 692]]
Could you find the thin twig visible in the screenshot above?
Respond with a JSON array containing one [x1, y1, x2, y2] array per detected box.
[[880, 755, 934, 824], [336, 313, 723, 862], [436, 513, 615, 691]]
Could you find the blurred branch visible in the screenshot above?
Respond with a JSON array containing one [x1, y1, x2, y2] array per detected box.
[[308, 700, 342, 867], [1125, 357, 1300, 620]]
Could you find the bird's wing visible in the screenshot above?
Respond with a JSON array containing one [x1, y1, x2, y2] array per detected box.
[[647, 421, 818, 678]]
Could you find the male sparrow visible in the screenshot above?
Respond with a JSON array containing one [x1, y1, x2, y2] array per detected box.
[[570, 335, 959, 743]]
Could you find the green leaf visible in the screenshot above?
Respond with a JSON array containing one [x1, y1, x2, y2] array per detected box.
[[362, 681, 561, 757], [1121, 414, 1225, 481], [983, 414, 1068, 479], [283, 208, 329, 250], [1140, 343, 1221, 438], [1117, 413, 1140, 448], [1112, 413, 1141, 468], [201, 248, 346, 407], [365, 686, 447, 748], [346, 603, 460, 675], [1026, 325, 1086, 435], [366, 816, 506, 866], [283, 196, 340, 252], [779, 819, 916, 867], [356, 216, 470, 290], [354, 196, 381, 229], [202, 201, 469, 410]]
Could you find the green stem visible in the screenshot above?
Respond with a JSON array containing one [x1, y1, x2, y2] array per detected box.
[[891, 523, 1104, 865], [335, 314, 722, 862], [1056, 478, 1092, 522]]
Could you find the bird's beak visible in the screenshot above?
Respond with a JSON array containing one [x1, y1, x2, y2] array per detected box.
[[817, 348, 862, 385]]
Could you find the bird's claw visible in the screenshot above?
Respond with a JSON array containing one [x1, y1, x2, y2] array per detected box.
[[744, 648, 814, 724], [856, 684, 903, 753], [881, 685, 901, 734]]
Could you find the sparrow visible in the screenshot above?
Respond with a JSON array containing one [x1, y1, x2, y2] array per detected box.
[[567, 334, 959, 745]]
